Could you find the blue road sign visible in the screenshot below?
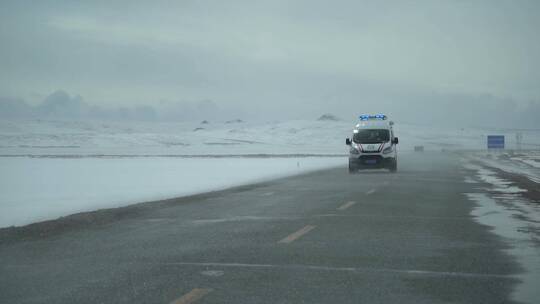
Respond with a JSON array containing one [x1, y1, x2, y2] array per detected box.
[[487, 135, 505, 149]]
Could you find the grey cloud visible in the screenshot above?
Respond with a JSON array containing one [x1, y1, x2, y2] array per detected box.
[[0, 97, 32, 118], [1, 1, 539, 126]]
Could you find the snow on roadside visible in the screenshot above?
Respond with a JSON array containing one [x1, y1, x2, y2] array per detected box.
[[470, 155, 540, 184], [463, 159, 540, 304], [461, 162, 527, 193], [0, 156, 343, 228], [466, 192, 540, 304], [513, 158, 540, 169]]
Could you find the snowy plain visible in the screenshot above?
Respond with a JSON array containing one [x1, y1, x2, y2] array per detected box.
[[1, 118, 539, 228], [5, 118, 537, 156], [0, 156, 342, 227]]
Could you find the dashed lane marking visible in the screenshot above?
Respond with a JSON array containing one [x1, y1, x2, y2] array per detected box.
[[366, 189, 376, 195], [200, 270, 224, 277], [278, 225, 316, 244], [261, 191, 275, 196], [337, 201, 356, 211], [170, 288, 213, 304], [188, 214, 471, 225]]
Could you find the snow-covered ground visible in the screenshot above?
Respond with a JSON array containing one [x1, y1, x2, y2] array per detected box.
[[0, 156, 342, 228], [3, 119, 538, 156], [468, 151, 540, 184], [0, 119, 350, 156], [1, 119, 539, 228], [463, 159, 540, 304]]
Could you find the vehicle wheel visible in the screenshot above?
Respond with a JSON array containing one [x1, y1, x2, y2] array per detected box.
[[389, 160, 397, 173], [348, 163, 357, 174]]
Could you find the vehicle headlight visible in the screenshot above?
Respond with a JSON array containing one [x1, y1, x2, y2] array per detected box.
[[382, 146, 393, 154], [350, 147, 360, 154]]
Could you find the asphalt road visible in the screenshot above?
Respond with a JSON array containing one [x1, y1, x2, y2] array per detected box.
[[0, 152, 523, 303]]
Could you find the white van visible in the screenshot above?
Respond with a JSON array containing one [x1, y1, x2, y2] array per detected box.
[[345, 115, 399, 173]]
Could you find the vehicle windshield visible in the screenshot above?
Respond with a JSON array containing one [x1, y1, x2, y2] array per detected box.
[[353, 129, 390, 144]]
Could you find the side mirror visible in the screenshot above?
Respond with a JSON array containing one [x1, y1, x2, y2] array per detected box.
[[346, 138, 351, 146], [393, 137, 399, 144]]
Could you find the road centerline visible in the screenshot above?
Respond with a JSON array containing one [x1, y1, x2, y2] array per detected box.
[[170, 288, 213, 304], [278, 225, 316, 244], [337, 201, 356, 211]]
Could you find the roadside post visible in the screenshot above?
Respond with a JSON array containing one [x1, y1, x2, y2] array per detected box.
[[516, 132, 523, 151]]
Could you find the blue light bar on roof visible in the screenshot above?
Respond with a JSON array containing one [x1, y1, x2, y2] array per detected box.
[[359, 114, 387, 121]]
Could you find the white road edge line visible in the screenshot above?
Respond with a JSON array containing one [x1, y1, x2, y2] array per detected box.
[[161, 262, 510, 279], [337, 201, 356, 211], [278, 225, 316, 244], [170, 288, 213, 304]]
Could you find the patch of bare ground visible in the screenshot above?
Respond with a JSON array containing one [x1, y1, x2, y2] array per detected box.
[[486, 166, 540, 204]]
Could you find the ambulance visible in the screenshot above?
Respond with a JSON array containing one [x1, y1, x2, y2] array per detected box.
[[345, 114, 399, 173]]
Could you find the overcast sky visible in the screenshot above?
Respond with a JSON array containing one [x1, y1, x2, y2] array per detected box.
[[1, 0, 539, 123]]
